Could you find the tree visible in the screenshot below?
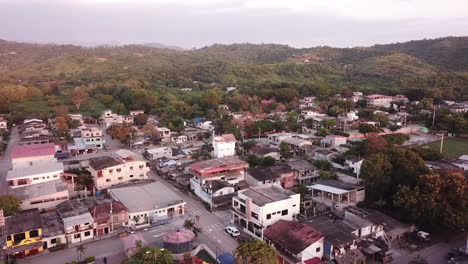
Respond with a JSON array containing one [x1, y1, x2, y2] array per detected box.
[[358, 123, 382, 134], [373, 113, 389, 127], [55, 117, 69, 136], [76, 245, 86, 262], [360, 153, 393, 203], [364, 136, 389, 156], [382, 133, 410, 146], [321, 118, 336, 129], [234, 239, 278, 264], [279, 142, 291, 159], [123, 246, 175, 264], [201, 90, 223, 109], [319, 170, 337, 180], [261, 156, 276, 167], [312, 160, 332, 170], [293, 184, 309, 200], [183, 219, 195, 229], [409, 146, 444, 161], [274, 88, 299, 102], [246, 154, 261, 167], [134, 113, 149, 126], [69, 87, 89, 109], [107, 123, 136, 144], [0, 195, 21, 216], [341, 88, 353, 98]]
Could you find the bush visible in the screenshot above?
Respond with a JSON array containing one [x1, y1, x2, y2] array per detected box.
[[84, 256, 95, 263], [410, 146, 444, 161]]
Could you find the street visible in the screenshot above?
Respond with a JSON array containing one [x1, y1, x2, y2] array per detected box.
[[0, 127, 19, 195]]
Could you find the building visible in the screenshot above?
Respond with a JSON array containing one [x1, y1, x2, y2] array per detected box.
[[109, 182, 186, 227], [7, 144, 64, 188], [41, 211, 66, 249], [144, 147, 173, 160], [263, 220, 324, 264], [287, 160, 319, 185], [190, 157, 248, 208], [89, 201, 129, 236], [11, 179, 69, 211], [282, 137, 312, 156], [245, 165, 295, 189], [321, 135, 347, 147], [231, 184, 300, 239], [57, 200, 95, 244], [69, 114, 84, 125], [171, 133, 188, 144], [313, 149, 335, 161], [100, 110, 134, 128], [268, 133, 296, 147], [0, 116, 7, 130], [309, 180, 365, 210], [248, 146, 280, 160], [80, 126, 105, 149], [88, 150, 149, 190], [212, 134, 236, 158], [129, 110, 144, 116], [343, 155, 364, 177], [156, 127, 171, 143], [365, 94, 393, 108], [301, 109, 323, 119], [196, 121, 215, 131], [4, 209, 44, 258]]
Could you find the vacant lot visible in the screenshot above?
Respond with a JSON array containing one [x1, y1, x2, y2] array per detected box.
[[424, 138, 468, 158]]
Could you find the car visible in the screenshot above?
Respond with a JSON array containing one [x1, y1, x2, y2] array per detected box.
[[225, 226, 240, 237], [417, 231, 430, 241]]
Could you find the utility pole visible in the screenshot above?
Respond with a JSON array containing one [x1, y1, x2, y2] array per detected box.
[[440, 131, 445, 154], [432, 105, 436, 127]]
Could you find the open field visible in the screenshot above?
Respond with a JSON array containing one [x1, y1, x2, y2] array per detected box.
[[424, 138, 468, 158]]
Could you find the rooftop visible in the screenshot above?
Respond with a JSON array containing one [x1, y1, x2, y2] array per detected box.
[[344, 206, 406, 232], [190, 156, 248, 174], [41, 211, 64, 237], [263, 220, 323, 255], [89, 156, 124, 171], [89, 201, 127, 221], [10, 178, 68, 200], [7, 159, 64, 180], [5, 209, 43, 235], [110, 181, 185, 213], [248, 165, 292, 182], [282, 137, 312, 146], [287, 160, 316, 171], [310, 180, 363, 194], [11, 143, 55, 159], [204, 180, 233, 192], [344, 155, 363, 162], [213, 134, 236, 143], [56, 200, 90, 219], [302, 215, 357, 246], [241, 185, 295, 206], [249, 146, 278, 155]]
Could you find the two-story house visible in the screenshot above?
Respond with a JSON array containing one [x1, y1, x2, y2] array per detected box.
[[190, 157, 249, 209], [231, 184, 300, 239], [287, 160, 319, 185], [366, 94, 393, 108], [245, 165, 295, 189], [88, 150, 149, 190], [212, 134, 236, 158], [156, 127, 171, 143], [343, 155, 364, 177], [57, 200, 95, 244], [81, 126, 105, 149], [4, 209, 44, 259], [89, 201, 129, 236], [144, 147, 173, 160]]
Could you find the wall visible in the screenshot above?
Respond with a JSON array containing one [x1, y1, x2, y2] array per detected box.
[[299, 238, 324, 262], [90, 160, 150, 190], [213, 141, 235, 158], [20, 189, 69, 211]]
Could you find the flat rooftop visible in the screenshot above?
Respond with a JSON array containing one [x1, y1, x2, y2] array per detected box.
[[41, 211, 64, 237], [242, 185, 294, 206], [311, 180, 363, 194], [89, 156, 124, 171], [302, 215, 357, 246], [7, 159, 64, 180], [5, 209, 43, 235], [10, 178, 68, 200], [110, 181, 185, 213], [191, 156, 248, 173]]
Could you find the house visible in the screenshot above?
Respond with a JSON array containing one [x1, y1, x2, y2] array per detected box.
[[449, 103, 468, 113], [309, 180, 365, 210], [190, 157, 249, 208], [19, 119, 51, 145], [263, 220, 324, 264], [109, 181, 186, 227], [7, 144, 65, 188], [144, 147, 173, 160], [245, 165, 295, 189], [248, 146, 280, 160], [343, 155, 364, 177], [301, 109, 323, 119], [196, 121, 215, 131], [129, 110, 144, 116], [171, 133, 188, 144], [56, 200, 95, 244], [212, 134, 236, 158], [452, 155, 468, 171], [100, 110, 134, 128], [89, 201, 129, 236], [268, 133, 296, 147], [231, 184, 300, 239], [41, 211, 66, 249], [226, 87, 237, 93], [10, 179, 69, 211], [287, 160, 319, 184], [392, 95, 409, 104], [282, 138, 312, 156], [181, 88, 193, 92], [69, 114, 84, 125], [80, 126, 105, 149], [365, 94, 393, 108], [4, 209, 44, 259], [302, 215, 358, 259], [313, 149, 335, 161], [88, 151, 150, 190], [156, 127, 171, 143], [0, 116, 7, 130], [321, 135, 347, 147]]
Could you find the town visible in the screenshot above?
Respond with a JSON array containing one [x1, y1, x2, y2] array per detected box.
[[0, 89, 466, 264]]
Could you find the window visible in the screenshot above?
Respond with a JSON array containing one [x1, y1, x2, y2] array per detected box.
[[106, 179, 111, 182], [84, 231, 91, 237], [293, 204, 297, 207], [139, 174, 144, 177], [51, 238, 57, 244], [18, 179, 28, 186], [251, 212, 258, 220], [130, 167, 133, 170], [13, 233, 26, 242], [139, 165, 144, 169], [74, 234, 81, 239], [130, 175, 134, 178], [118, 177, 123, 180], [266, 214, 271, 220], [316, 247, 321, 252], [116, 168, 121, 173], [282, 210, 288, 216], [272, 212, 276, 215], [109, 169, 113, 173]]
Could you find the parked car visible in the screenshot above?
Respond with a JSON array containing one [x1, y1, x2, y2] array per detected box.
[[417, 231, 430, 241], [225, 226, 240, 237]]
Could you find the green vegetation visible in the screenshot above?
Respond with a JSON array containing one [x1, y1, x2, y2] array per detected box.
[[424, 138, 468, 158], [0, 195, 21, 216]]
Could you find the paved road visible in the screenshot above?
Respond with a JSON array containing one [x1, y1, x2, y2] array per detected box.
[[18, 168, 238, 264], [0, 127, 19, 195]]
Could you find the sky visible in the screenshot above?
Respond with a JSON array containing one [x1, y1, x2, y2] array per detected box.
[[1, 0, 467, 49]]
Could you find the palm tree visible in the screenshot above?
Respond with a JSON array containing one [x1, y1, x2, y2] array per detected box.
[[183, 219, 195, 229], [76, 245, 86, 262]]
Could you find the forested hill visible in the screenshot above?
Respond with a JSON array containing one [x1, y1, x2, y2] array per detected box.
[[0, 37, 467, 118]]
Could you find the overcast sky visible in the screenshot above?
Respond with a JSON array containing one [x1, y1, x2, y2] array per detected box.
[[1, 0, 467, 48]]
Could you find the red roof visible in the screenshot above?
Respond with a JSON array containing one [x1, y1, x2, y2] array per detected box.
[[11, 143, 55, 159], [304, 257, 322, 264], [263, 220, 323, 255]]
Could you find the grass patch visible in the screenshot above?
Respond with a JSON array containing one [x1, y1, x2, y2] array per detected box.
[[196, 249, 217, 264], [424, 138, 468, 158]]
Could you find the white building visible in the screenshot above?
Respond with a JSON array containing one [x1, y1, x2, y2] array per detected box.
[[365, 94, 393, 108], [110, 182, 186, 227], [88, 150, 150, 190], [212, 134, 236, 158], [267, 133, 296, 147], [156, 127, 171, 143], [197, 121, 215, 131], [231, 184, 300, 239], [344, 155, 364, 177], [0, 117, 7, 130], [309, 180, 365, 210], [301, 109, 323, 119], [321, 135, 347, 147], [144, 147, 173, 160], [11, 179, 69, 211], [100, 110, 134, 128], [57, 200, 95, 244]]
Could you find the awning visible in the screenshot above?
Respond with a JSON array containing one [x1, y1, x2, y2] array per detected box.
[[310, 184, 349, 194]]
